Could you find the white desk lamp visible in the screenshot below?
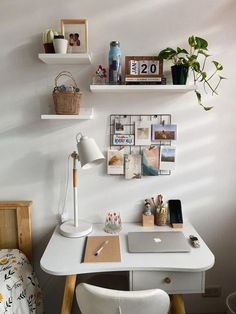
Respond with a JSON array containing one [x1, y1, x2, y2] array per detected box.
[[59, 133, 105, 238]]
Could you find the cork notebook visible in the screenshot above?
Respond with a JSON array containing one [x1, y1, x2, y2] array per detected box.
[[83, 235, 121, 263]]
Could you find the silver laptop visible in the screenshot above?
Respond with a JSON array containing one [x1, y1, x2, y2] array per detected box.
[[128, 231, 191, 253]]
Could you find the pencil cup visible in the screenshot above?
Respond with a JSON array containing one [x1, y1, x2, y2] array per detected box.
[[156, 208, 168, 226], [104, 212, 122, 234]]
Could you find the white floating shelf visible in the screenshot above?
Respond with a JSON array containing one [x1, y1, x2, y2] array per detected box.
[[90, 84, 196, 93], [38, 53, 92, 64], [41, 107, 94, 120]]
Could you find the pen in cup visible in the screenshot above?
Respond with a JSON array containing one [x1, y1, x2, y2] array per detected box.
[[94, 240, 109, 256]]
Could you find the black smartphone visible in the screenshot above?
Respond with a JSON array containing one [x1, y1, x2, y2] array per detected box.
[[168, 199, 183, 224]]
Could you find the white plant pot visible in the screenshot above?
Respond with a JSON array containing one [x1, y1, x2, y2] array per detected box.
[[53, 39, 68, 54]]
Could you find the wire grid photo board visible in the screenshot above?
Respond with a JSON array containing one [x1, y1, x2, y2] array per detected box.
[[109, 114, 176, 178]]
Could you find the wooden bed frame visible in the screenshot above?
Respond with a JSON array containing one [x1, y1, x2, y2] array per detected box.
[[0, 201, 32, 262]]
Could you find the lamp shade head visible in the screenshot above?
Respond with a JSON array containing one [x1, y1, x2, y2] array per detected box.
[[77, 136, 105, 169]]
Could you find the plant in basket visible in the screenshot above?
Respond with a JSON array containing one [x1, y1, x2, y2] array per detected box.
[[53, 71, 82, 115]]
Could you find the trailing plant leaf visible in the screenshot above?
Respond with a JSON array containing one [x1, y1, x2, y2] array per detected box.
[[177, 47, 188, 54], [158, 48, 177, 60], [188, 35, 195, 47], [195, 37, 208, 50], [219, 75, 227, 80], [212, 61, 223, 71], [203, 106, 213, 111], [198, 50, 210, 57], [200, 72, 207, 81], [192, 61, 200, 72], [195, 91, 201, 103]]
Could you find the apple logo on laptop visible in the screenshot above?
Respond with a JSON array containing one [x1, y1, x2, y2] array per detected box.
[[153, 237, 162, 244]]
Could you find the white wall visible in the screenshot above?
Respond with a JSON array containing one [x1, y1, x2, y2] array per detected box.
[[0, 0, 236, 313]]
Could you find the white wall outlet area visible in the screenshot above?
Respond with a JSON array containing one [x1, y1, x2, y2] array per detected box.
[[202, 286, 222, 298]]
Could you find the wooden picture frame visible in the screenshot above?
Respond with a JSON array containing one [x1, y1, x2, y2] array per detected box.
[[125, 56, 163, 84], [0, 201, 32, 262], [61, 19, 88, 53]]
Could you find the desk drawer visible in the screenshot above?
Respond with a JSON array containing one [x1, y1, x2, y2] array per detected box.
[[131, 271, 205, 294]]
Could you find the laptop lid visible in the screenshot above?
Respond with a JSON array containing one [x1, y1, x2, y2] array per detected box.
[[128, 231, 191, 253]]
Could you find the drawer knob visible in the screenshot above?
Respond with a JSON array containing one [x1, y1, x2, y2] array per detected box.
[[164, 277, 171, 284]]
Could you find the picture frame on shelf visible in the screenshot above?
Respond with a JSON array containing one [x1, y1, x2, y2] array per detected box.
[[61, 19, 88, 53]]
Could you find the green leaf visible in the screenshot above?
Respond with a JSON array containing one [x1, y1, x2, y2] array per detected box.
[[200, 72, 207, 81], [192, 61, 201, 72], [212, 60, 223, 71], [198, 50, 210, 57], [158, 48, 177, 60], [195, 91, 201, 103], [195, 37, 208, 50], [187, 55, 197, 64], [188, 35, 195, 47], [177, 47, 188, 54], [204, 106, 213, 111]]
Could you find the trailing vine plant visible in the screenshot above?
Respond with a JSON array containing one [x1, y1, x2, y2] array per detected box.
[[158, 35, 226, 110]]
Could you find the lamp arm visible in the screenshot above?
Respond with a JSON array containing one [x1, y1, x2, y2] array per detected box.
[[71, 152, 79, 228]]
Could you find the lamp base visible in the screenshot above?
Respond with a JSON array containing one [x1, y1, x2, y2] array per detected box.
[[59, 220, 92, 238]]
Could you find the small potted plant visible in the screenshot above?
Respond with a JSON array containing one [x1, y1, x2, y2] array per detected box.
[[53, 34, 68, 54], [42, 29, 58, 53], [158, 35, 226, 110]]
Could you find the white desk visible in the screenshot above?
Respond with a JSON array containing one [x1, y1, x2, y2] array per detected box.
[[40, 221, 214, 314]]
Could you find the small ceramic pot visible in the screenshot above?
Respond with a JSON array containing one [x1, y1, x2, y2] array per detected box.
[[43, 43, 55, 53], [53, 38, 68, 54]]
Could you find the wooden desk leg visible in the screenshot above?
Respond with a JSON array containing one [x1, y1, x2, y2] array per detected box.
[[170, 294, 186, 314], [61, 275, 77, 314]]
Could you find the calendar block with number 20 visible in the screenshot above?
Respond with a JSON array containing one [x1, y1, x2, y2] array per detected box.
[[125, 56, 163, 84]]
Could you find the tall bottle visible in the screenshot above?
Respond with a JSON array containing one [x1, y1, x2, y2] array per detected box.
[[109, 41, 122, 85]]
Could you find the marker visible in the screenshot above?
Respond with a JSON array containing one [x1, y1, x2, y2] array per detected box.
[[94, 240, 109, 256]]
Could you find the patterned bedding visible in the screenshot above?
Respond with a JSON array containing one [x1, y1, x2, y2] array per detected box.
[[0, 249, 43, 314]]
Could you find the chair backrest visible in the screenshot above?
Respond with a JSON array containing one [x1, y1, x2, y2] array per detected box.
[[76, 283, 170, 314]]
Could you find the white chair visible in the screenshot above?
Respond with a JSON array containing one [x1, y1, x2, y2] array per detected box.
[[76, 283, 170, 314]]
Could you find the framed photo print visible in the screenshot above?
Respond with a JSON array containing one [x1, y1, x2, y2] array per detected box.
[[114, 117, 126, 134], [107, 149, 124, 175], [152, 124, 177, 141], [160, 146, 176, 171], [61, 19, 88, 53], [135, 121, 151, 146], [125, 154, 142, 179], [142, 146, 160, 176]]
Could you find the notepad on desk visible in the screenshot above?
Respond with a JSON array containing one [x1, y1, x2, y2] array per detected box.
[[83, 235, 121, 263]]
